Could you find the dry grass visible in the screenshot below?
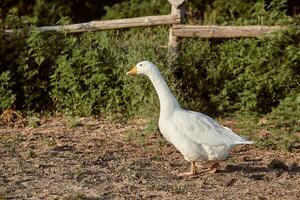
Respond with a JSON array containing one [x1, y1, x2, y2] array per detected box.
[[0, 116, 299, 199]]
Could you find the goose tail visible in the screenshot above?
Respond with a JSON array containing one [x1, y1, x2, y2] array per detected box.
[[222, 126, 254, 145]]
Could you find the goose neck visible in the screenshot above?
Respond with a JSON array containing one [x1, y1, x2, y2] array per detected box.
[[148, 70, 180, 113]]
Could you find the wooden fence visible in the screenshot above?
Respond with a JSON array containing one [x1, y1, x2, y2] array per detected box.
[[4, 0, 286, 59]]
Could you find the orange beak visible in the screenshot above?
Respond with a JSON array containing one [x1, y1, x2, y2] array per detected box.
[[126, 66, 137, 76]]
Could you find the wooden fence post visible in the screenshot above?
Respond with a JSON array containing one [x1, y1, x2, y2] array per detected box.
[[167, 0, 186, 63]]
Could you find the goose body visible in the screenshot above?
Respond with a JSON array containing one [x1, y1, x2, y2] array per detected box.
[[127, 61, 253, 175]]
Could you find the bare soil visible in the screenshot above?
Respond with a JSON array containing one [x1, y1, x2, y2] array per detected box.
[[0, 115, 299, 200]]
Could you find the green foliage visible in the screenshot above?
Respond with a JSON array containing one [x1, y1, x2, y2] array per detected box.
[[6, 30, 64, 111], [233, 91, 300, 151], [1, 18, 300, 119], [1, 0, 71, 26], [0, 0, 127, 26], [0, 71, 15, 110], [102, 0, 170, 20], [268, 92, 300, 133], [228, 111, 298, 151], [50, 33, 113, 116], [27, 148, 37, 158], [43, 138, 57, 147], [189, 0, 294, 25], [178, 27, 300, 114], [1, 0, 298, 26], [30, 0, 72, 26], [64, 115, 81, 127], [49, 28, 173, 116], [16, 30, 53, 110], [27, 114, 40, 128]]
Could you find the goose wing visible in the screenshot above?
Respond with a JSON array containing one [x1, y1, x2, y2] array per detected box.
[[172, 109, 252, 146]]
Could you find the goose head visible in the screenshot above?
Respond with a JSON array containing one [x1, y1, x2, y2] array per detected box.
[[126, 61, 156, 76]]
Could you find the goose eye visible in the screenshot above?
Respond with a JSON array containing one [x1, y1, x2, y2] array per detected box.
[[139, 64, 142, 67]]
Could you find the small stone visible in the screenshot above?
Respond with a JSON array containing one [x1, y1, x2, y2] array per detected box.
[[294, 132, 300, 137], [258, 117, 268, 125], [256, 129, 272, 139], [225, 178, 237, 187], [267, 159, 288, 170], [289, 162, 300, 172], [249, 174, 264, 180], [293, 142, 300, 149]]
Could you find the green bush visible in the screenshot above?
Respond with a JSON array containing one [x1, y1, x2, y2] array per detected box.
[[237, 92, 300, 151], [0, 71, 15, 109], [50, 28, 176, 116], [47, 25, 300, 117], [206, 0, 293, 25], [0, 31, 63, 111], [268, 92, 300, 133], [102, 0, 170, 20], [1, 25, 300, 118], [214, 29, 300, 113], [0, 0, 128, 26], [176, 27, 300, 115]]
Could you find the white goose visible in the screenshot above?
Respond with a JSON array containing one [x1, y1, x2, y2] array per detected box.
[[127, 61, 253, 176]]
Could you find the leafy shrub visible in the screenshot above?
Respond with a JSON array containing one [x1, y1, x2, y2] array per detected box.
[[1, 25, 300, 119], [0, 16, 66, 112], [189, 0, 294, 25], [221, 0, 292, 25], [268, 92, 300, 133], [0, 0, 127, 26], [50, 28, 177, 116], [15, 30, 63, 111], [177, 27, 300, 114], [0, 0, 71, 26], [50, 33, 113, 115], [102, 0, 170, 20], [0, 71, 15, 110]]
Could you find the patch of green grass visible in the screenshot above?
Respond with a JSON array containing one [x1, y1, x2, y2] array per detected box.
[[226, 157, 237, 165], [0, 134, 23, 155], [27, 149, 37, 158], [125, 128, 149, 147], [43, 138, 57, 147], [84, 124, 93, 129], [63, 193, 87, 200], [132, 170, 151, 179], [152, 155, 162, 161], [171, 183, 187, 194], [155, 136, 166, 147], [137, 133, 147, 146], [64, 115, 80, 127], [124, 130, 136, 142], [74, 165, 85, 179], [97, 138, 106, 146], [233, 109, 300, 151], [0, 193, 8, 200], [142, 118, 159, 135], [27, 115, 40, 128]]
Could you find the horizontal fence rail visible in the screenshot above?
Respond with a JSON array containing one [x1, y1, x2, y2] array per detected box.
[[172, 25, 283, 38], [5, 14, 181, 34]]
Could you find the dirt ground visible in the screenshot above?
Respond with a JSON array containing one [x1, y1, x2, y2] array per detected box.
[[0, 114, 299, 200]]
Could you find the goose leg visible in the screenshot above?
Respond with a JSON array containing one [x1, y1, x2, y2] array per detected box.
[[199, 162, 220, 174], [178, 161, 197, 176], [207, 162, 220, 173]]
